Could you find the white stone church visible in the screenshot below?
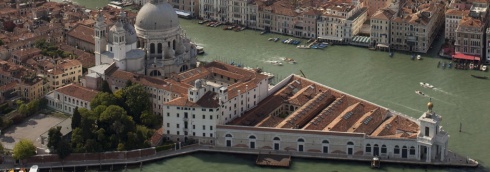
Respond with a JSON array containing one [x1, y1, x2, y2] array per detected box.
[[94, 0, 197, 78]]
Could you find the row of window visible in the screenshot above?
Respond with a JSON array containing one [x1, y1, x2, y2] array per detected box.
[[167, 130, 214, 137], [167, 123, 214, 130]]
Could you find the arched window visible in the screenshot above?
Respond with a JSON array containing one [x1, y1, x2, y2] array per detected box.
[[273, 137, 280, 141], [365, 144, 371, 153], [273, 137, 280, 150], [373, 144, 379, 156], [347, 141, 354, 145], [346, 141, 354, 155], [157, 43, 162, 53], [381, 145, 387, 154], [150, 43, 155, 54], [394, 145, 400, 154], [289, 105, 294, 111], [225, 134, 232, 147], [297, 138, 304, 142], [297, 138, 305, 152], [410, 146, 416, 155], [322, 140, 329, 144], [249, 135, 256, 149]]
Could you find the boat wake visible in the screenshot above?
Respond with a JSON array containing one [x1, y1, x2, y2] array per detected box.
[[379, 100, 424, 114], [432, 88, 456, 96]]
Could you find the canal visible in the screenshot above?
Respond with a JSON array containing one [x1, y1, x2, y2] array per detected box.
[[55, 0, 490, 171]]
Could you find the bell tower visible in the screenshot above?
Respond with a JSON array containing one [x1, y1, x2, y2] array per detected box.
[[94, 10, 107, 66], [112, 20, 127, 70]]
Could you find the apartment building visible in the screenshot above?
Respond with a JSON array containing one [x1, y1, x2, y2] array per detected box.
[[199, 0, 228, 22], [168, 0, 199, 16], [45, 59, 83, 91], [453, 5, 488, 62], [17, 75, 44, 101], [390, 1, 444, 53], [486, 28, 490, 63], [445, 9, 468, 41], [317, 2, 367, 43], [370, 9, 396, 47], [45, 83, 99, 114]]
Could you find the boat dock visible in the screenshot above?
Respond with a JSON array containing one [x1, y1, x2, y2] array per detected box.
[[0, 145, 478, 170], [256, 152, 291, 168]]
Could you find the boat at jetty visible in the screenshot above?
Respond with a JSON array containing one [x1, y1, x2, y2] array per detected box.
[[419, 82, 434, 89], [196, 46, 204, 55], [371, 157, 380, 168], [389, 52, 394, 57], [481, 65, 487, 71], [296, 45, 310, 49], [471, 75, 488, 79], [417, 55, 422, 60]]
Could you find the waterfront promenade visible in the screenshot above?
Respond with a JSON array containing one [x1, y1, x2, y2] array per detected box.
[[0, 144, 478, 171]]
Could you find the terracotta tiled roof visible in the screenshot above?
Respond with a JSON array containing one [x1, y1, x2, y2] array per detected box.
[[0, 81, 18, 92], [150, 128, 163, 146], [371, 9, 396, 20], [165, 92, 219, 108], [55, 83, 99, 102], [67, 24, 94, 44]]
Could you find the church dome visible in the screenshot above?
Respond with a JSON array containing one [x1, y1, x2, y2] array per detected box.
[[135, 1, 179, 32]]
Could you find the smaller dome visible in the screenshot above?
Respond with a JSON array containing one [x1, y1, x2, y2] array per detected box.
[[427, 101, 433, 110]]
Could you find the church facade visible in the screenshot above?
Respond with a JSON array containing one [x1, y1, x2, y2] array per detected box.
[[94, 0, 198, 78]]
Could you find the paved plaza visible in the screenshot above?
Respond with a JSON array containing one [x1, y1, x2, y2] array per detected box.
[[0, 114, 67, 150]]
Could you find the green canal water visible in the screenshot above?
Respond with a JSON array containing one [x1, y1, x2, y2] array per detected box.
[[56, 0, 490, 171]]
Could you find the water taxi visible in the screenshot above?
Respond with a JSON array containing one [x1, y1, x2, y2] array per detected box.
[[415, 90, 425, 96], [419, 82, 434, 89]]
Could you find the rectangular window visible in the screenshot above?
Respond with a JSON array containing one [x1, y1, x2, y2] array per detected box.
[[202, 115, 205, 119], [203, 125, 206, 130], [203, 133, 206, 137], [177, 124, 180, 128], [210, 133, 213, 137], [167, 113, 170, 117], [193, 125, 195, 129], [192, 114, 195, 119], [167, 123, 169, 127], [210, 126, 213, 130], [193, 132, 195, 136], [177, 113, 180, 118], [202, 108, 206, 111], [210, 115, 213, 120]]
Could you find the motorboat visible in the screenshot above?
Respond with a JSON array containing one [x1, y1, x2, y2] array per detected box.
[[283, 58, 297, 64], [268, 38, 274, 41], [417, 55, 422, 60], [371, 157, 380, 168], [389, 52, 394, 57], [415, 90, 425, 96], [296, 45, 310, 49], [269, 61, 283, 66], [273, 38, 280, 42], [419, 82, 434, 89], [481, 65, 487, 71], [196, 46, 205, 55], [471, 75, 488, 79]]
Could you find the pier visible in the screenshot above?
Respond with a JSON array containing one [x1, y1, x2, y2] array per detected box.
[[0, 145, 478, 171]]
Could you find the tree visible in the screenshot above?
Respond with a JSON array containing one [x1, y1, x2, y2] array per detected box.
[[125, 80, 133, 87], [57, 140, 71, 159], [71, 107, 81, 129], [47, 126, 62, 150], [122, 84, 151, 122], [13, 139, 36, 160], [0, 142, 4, 155], [90, 92, 117, 109], [18, 104, 29, 116], [101, 80, 112, 94], [140, 110, 160, 128]]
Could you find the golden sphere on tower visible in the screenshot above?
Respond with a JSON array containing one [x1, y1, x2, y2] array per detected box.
[[427, 101, 434, 110]]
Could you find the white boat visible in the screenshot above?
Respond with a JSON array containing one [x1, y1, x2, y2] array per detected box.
[[415, 90, 425, 96], [196, 46, 204, 55], [269, 61, 283, 66], [481, 65, 487, 71], [419, 82, 434, 89], [371, 157, 380, 168], [29, 165, 39, 172], [296, 45, 310, 49], [283, 57, 297, 64], [417, 55, 422, 60]]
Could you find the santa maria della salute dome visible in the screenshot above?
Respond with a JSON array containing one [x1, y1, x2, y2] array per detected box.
[[94, 0, 197, 78]]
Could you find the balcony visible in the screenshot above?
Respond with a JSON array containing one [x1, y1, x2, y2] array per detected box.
[[417, 136, 433, 145]]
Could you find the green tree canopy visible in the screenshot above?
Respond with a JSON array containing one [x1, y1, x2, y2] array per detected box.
[[122, 84, 151, 122], [71, 107, 81, 129], [57, 140, 71, 159], [13, 139, 36, 160], [140, 110, 160, 129], [47, 126, 62, 150], [90, 92, 117, 109]]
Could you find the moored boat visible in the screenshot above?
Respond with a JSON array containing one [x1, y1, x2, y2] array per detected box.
[[273, 38, 279, 42], [371, 157, 380, 168], [196, 46, 205, 55], [296, 45, 310, 49], [389, 52, 393, 57], [417, 55, 422, 60], [481, 65, 487, 71]]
